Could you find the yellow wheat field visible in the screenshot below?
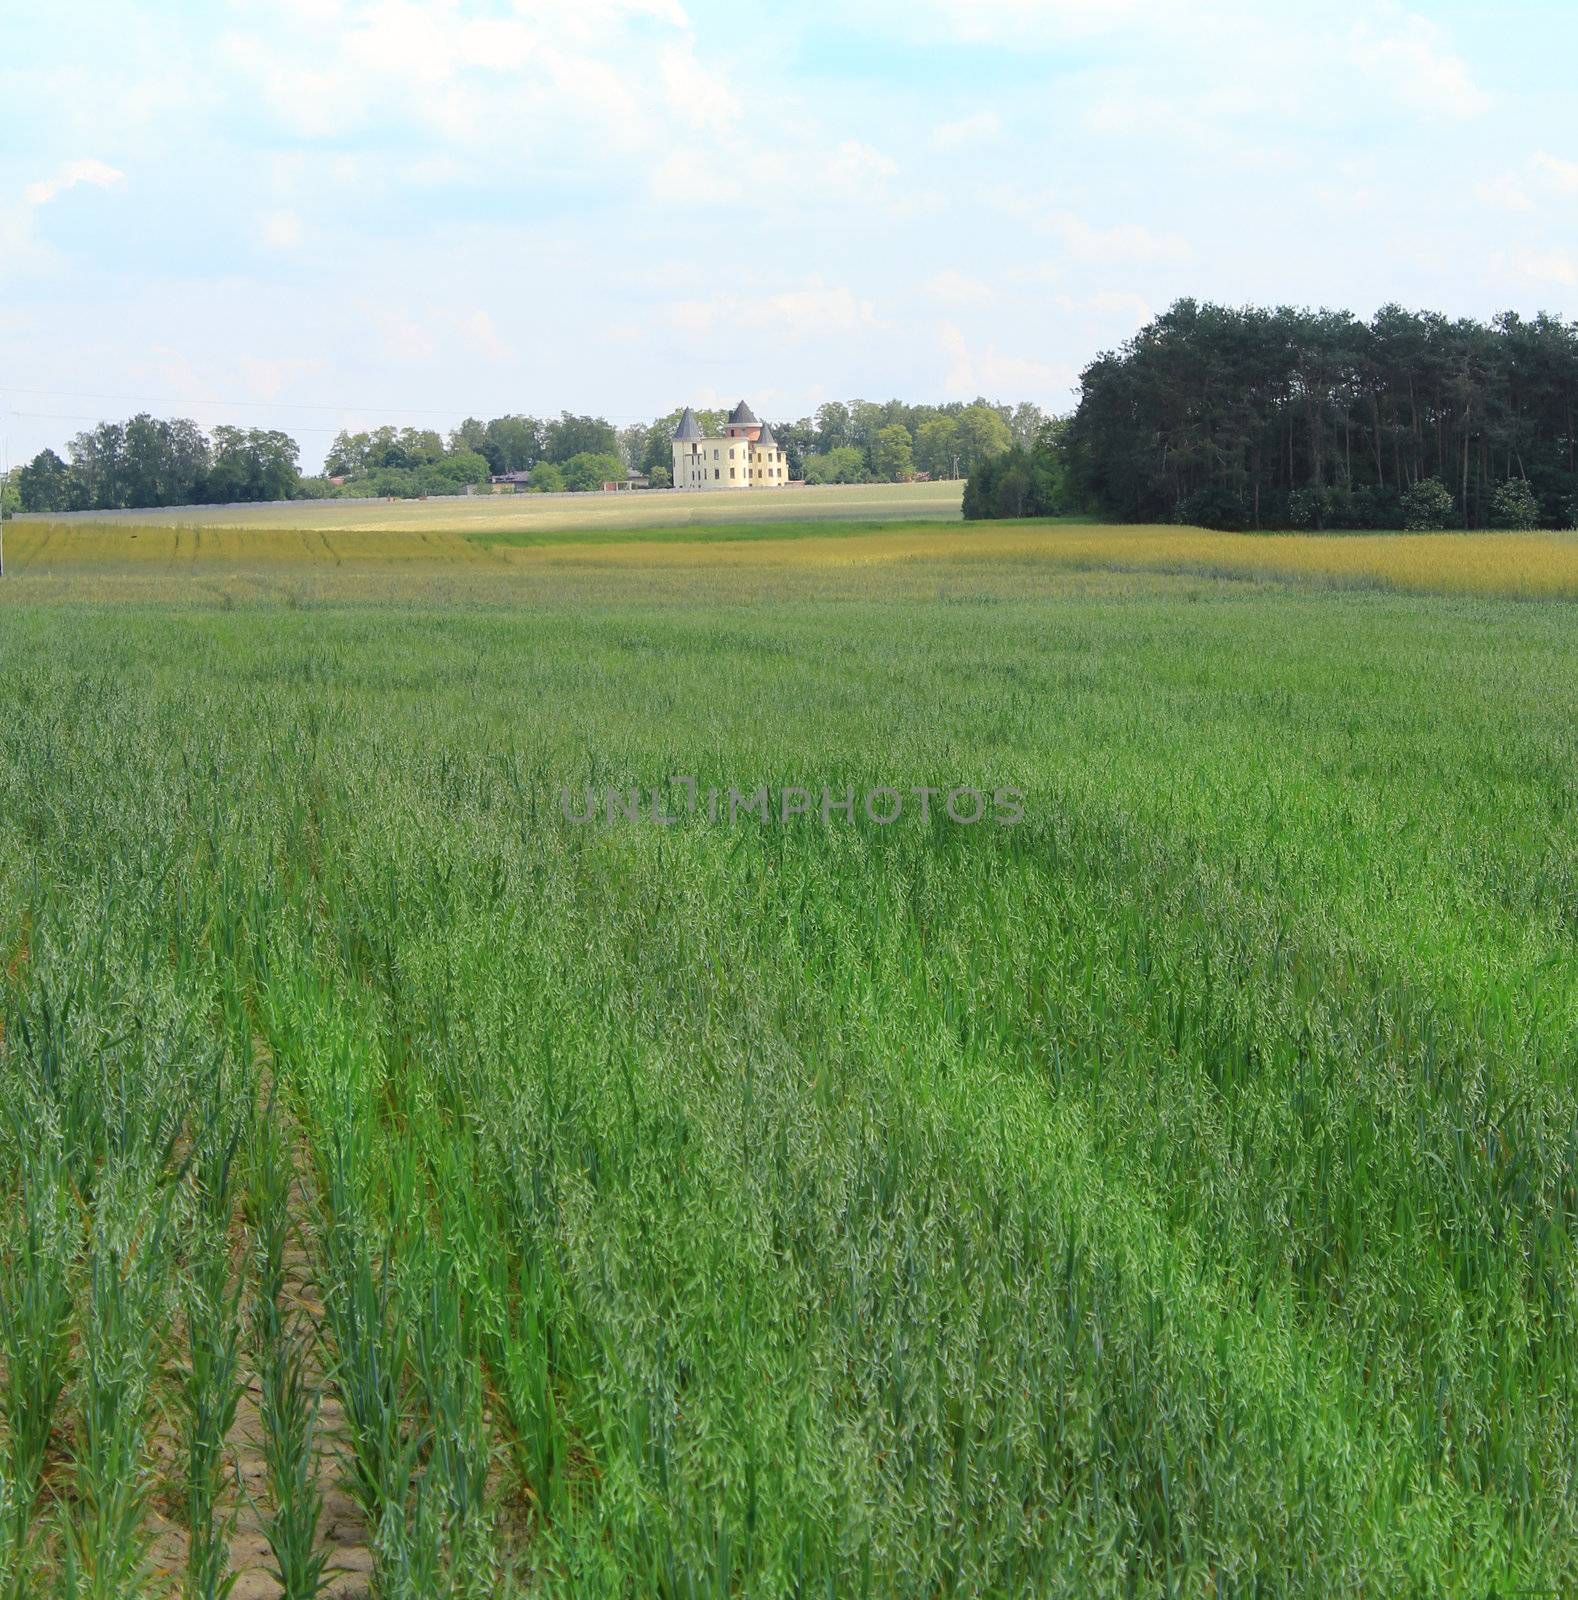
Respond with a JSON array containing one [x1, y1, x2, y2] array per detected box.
[[491, 522, 1578, 597], [4, 518, 1578, 603]]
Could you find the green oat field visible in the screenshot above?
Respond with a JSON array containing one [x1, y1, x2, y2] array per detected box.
[[1, 504, 1577, 1597]]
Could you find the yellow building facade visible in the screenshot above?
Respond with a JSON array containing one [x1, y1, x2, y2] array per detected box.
[[671, 400, 789, 490]]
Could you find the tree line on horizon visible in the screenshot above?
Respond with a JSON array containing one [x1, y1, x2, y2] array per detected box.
[[8, 398, 1044, 514], [988, 299, 1577, 531], [9, 422, 303, 517], [19, 301, 1574, 529]]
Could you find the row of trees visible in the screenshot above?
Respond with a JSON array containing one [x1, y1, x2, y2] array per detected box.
[[14, 397, 1036, 511], [325, 401, 1033, 495], [23, 314, 1578, 525], [326, 412, 620, 480], [1065, 300, 1578, 530], [14, 418, 304, 513], [619, 400, 1033, 487]]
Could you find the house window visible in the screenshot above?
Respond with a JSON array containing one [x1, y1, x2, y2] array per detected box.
[[714, 469, 720, 479], [730, 468, 736, 479]]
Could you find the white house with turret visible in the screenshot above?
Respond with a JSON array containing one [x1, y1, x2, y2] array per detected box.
[[671, 401, 788, 490]]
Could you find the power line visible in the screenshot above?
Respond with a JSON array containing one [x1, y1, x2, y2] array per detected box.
[[1, 384, 467, 416], [1, 408, 349, 436], [0, 384, 661, 422]]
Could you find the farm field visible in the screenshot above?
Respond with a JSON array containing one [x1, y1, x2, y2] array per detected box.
[[1, 516, 1577, 1596], [5, 513, 1578, 606], [11, 478, 964, 533]]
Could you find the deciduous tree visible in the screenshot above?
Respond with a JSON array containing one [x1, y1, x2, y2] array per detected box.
[[546, 414, 618, 463], [16, 448, 76, 512], [871, 424, 915, 482]]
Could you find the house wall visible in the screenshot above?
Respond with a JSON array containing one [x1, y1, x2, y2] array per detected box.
[[673, 434, 756, 490], [748, 441, 788, 487], [673, 437, 710, 489]]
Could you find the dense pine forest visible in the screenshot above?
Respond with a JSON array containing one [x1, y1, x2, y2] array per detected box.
[[1066, 299, 1578, 530]]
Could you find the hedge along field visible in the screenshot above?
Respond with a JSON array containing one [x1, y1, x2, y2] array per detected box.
[[0, 531, 1576, 1596]]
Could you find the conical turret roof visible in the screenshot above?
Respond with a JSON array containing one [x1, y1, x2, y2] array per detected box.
[[672, 406, 702, 442], [756, 421, 778, 448], [727, 399, 759, 426]]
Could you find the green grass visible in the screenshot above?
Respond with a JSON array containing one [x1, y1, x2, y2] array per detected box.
[[0, 528, 1575, 1595], [12, 477, 963, 533]]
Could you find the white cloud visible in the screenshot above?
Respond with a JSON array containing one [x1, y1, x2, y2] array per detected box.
[[1513, 250, 1578, 287], [23, 158, 125, 207], [0, 210, 40, 279], [1352, 13, 1491, 120], [941, 324, 972, 392], [654, 147, 742, 205], [367, 302, 440, 362], [1051, 211, 1191, 265], [454, 309, 507, 362], [511, 0, 690, 41], [1473, 179, 1534, 214], [659, 44, 742, 133], [1484, 247, 1578, 289], [997, 277, 1156, 325], [931, 112, 1002, 151], [941, 322, 1073, 400], [828, 140, 899, 189], [658, 134, 907, 218], [767, 285, 877, 335], [925, 269, 995, 305], [270, 0, 352, 21], [919, 0, 1153, 41], [1475, 151, 1578, 216], [1087, 290, 1154, 323], [669, 299, 718, 335], [1, 157, 126, 288], [221, 0, 694, 148], [1533, 152, 1578, 194], [993, 192, 1192, 266], [260, 210, 304, 250], [236, 354, 324, 402], [668, 283, 877, 340]]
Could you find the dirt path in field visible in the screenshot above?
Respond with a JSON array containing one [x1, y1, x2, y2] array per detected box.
[[147, 1061, 375, 1599]]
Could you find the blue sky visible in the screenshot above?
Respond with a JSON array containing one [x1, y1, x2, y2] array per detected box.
[[2, 0, 1576, 471]]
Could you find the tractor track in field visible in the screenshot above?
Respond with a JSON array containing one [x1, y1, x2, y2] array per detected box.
[[145, 1054, 375, 1600]]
